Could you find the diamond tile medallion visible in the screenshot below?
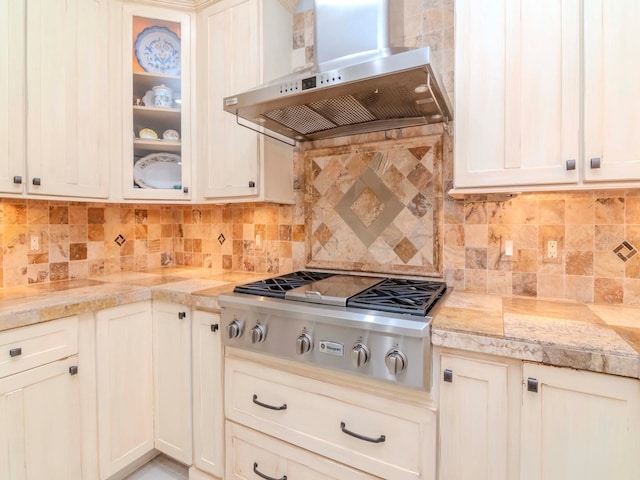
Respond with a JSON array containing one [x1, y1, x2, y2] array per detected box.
[[304, 135, 443, 276]]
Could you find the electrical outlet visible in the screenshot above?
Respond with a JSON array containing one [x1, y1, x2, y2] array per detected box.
[[504, 239, 514, 257], [547, 240, 558, 259], [30, 235, 39, 251]]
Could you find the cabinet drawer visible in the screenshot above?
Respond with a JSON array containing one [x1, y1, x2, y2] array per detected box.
[[226, 421, 381, 480], [0, 317, 78, 378], [225, 358, 436, 480]]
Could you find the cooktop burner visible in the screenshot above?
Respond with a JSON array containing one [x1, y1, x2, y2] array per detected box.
[[233, 270, 335, 298], [347, 277, 447, 316]]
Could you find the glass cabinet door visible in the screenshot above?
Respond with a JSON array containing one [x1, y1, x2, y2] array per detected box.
[[122, 5, 192, 200]]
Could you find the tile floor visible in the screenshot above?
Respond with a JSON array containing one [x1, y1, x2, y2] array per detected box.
[[123, 455, 188, 480]]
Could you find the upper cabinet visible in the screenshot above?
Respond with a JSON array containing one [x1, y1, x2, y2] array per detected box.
[[1, 0, 109, 199], [0, 0, 25, 195], [583, 0, 640, 183], [452, 0, 640, 195], [453, 0, 580, 192], [197, 0, 295, 204], [120, 3, 193, 201]]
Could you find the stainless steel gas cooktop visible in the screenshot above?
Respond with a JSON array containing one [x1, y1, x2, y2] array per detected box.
[[218, 270, 447, 390]]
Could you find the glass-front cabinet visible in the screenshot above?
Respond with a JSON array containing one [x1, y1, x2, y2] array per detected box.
[[122, 4, 192, 201]]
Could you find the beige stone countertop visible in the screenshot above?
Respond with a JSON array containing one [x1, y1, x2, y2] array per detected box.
[[432, 290, 640, 379], [0, 268, 269, 332]]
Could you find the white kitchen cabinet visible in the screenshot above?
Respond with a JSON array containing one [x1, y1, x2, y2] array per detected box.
[[453, 0, 640, 195], [438, 352, 521, 480], [0, 356, 82, 480], [152, 301, 192, 465], [191, 310, 224, 479], [583, 0, 640, 182], [95, 302, 155, 480], [120, 3, 194, 202], [26, 0, 110, 198], [453, 0, 580, 192], [226, 421, 383, 480], [520, 362, 640, 480], [225, 355, 437, 480], [197, 0, 295, 203], [0, 316, 81, 480], [0, 0, 25, 194], [0, 0, 109, 199]]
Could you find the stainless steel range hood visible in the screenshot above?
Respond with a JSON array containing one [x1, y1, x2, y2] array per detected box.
[[223, 0, 453, 144]]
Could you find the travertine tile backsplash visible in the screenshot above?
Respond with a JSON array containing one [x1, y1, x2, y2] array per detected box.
[[0, 199, 305, 288], [443, 191, 640, 305]]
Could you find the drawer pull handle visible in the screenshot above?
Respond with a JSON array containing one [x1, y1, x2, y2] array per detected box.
[[9, 347, 22, 357], [252, 394, 287, 411], [253, 462, 286, 480], [340, 421, 386, 443]]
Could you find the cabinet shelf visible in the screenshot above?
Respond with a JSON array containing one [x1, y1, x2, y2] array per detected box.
[[134, 138, 181, 154]]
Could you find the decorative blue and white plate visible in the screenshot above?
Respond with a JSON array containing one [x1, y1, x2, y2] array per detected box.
[[134, 26, 181, 76]]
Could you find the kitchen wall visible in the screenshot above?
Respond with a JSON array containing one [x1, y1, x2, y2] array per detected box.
[[2, 0, 640, 306]]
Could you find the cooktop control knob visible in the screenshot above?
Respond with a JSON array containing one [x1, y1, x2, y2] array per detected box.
[[296, 333, 313, 355], [351, 342, 370, 368], [385, 349, 408, 375], [250, 324, 267, 344], [227, 320, 243, 339]]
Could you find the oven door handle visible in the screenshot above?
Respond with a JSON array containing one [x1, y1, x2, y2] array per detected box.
[[253, 462, 287, 480], [340, 421, 386, 443], [252, 394, 287, 411]]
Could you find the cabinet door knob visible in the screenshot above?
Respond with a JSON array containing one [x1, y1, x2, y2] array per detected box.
[[13, 175, 22, 184], [69, 365, 78, 375], [32, 177, 41, 186], [210, 324, 219, 332], [178, 311, 186, 320], [565, 159, 576, 171], [183, 186, 189, 193], [248, 181, 256, 188], [443, 368, 453, 382], [9, 347, 22, 357], [590, 157, 601, 169], [527, 377, 539, 393]]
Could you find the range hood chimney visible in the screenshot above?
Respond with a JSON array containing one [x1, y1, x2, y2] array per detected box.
[[223, 0, 453, 144]]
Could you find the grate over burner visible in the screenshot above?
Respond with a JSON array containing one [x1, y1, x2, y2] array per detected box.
[[347, 278, 447, 316], [233, 271, 335, 299]]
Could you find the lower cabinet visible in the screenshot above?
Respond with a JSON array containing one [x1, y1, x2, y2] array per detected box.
[[95, 301, 154, 479], [520, 362, 640, 480], [152, 301, 193, 465], [438, 351, 521, 480], [0, 356, 81, 480], [191, 309, 224, 479], [0, 316, 80, 480], [226, 421, 382, 480], [225, 355, 437, 480]]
